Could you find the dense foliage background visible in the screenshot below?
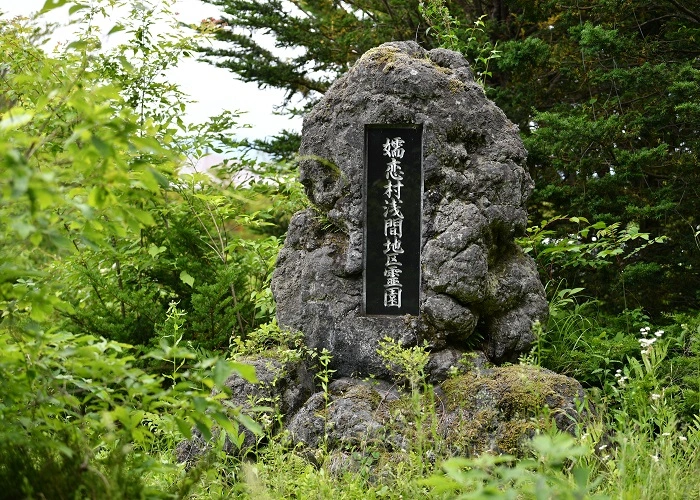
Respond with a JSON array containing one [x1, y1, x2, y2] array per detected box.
[[0, 0, 698, 498]]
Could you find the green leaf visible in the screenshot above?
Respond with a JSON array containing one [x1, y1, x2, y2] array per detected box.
[[40, 0, 70, 14], [175, 417, 192, 439], [147, 244, 167, 258], [66, 40, 89, 51], [90, 135, 112, 157], [54, 443, 75, 458], [141, 167, 167, 193], [194, 419, 212, 442], [230, 361, 257, 383], [180, 270, 194, 287], [68, 3, 88, 15], [88, 185, 108, 208], [130, 208, 155, 226], [212, 410, 238, 440], [29, 300, 54, 322], [107, 24, 125, 35], [11, 219, 35, 239], [212, 358, 232, 387], [0, 112, 33, 130], [236, 412, 262, 436], [29, 232, 43, 246]]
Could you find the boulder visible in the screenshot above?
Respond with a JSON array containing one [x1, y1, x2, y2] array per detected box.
[[287, 378, 405, 451], [439, 363, 589, 456], [272, 41, 548, 379], [285, 359, 589, 461]]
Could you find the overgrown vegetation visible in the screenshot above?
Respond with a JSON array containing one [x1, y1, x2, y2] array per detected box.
[[1, 0, 698, 498]]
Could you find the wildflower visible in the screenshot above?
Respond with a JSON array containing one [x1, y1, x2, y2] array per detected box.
[[650, 454, 659, 463], [639, 337, 656, 348], [598, 444, 608, 451], [651, 393, 661, 401], [679, 436, 687, 442], [662, 432, 671, 437], [654, 330, 664, 337], [614, 370, 628, 386], [639, 333, 658, 354]]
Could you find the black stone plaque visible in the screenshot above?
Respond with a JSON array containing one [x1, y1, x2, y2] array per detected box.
[[364, 125, 422, 316]]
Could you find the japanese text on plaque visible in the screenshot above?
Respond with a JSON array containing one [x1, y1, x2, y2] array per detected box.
[[382, 137, 405, 308]]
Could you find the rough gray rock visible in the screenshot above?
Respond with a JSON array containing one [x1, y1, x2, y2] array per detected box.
[[175, 355, 315, 466], [425, 347, 464, 383], [222, 355, 316, 424], [287, 378, 404, 451], [286, 362, 588, 461], [272, 41, 548, 378]]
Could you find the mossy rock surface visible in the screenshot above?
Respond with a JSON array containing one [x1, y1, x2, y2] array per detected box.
[[439, 363, 587, 456], [178, 356, 589, 472], [286, 361, 588, 462]]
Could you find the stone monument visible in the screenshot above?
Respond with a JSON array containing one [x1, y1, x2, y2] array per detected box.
[[177, 42, 588, 465], [272, 41, 548, 379]]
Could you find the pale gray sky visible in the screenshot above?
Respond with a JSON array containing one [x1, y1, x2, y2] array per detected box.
[[0, 0, 303, 141]]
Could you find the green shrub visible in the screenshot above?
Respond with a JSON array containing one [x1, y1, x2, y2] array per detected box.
[[0, 322, 258, 499]]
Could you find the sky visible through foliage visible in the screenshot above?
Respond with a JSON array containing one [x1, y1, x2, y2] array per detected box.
[[0, 0, 303, 142]]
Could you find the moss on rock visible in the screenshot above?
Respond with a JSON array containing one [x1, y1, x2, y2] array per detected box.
[[439, 363, 587, 457]]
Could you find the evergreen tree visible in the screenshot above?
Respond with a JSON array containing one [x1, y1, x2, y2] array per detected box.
[[198, 0, 429, 105], [489, 0, 700, 312]]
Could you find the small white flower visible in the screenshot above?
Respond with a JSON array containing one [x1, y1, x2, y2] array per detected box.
[[679, 436, 687, 442], [651, 393, 661, 401], [598, 444, 608, 451], [662, 432, 671, 437], [650, 454, 659, 463], [639, 337, 657, 350], [655, 330, 664, 337]]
